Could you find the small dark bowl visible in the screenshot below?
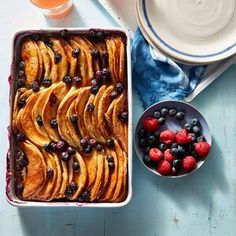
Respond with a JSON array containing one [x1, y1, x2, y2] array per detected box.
[[134, 100, 212, 178]]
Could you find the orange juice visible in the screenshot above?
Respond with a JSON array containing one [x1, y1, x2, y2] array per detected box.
[[30, 0, 74, 18], [31, 0, 69, 9]]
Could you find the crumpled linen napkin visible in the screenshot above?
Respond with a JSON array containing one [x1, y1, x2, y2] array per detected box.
[[132, 28, 206, 109]]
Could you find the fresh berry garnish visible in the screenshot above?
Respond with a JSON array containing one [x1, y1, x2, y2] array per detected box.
[[159, 143, 168, 151], [176, 129, 192, 145], [139, 138, 148, 147], [70, 114, 78, 123], [143, 154, 152, 166], [61, 151, 71, 161], [67, 146, 76, 156], [46, 167, 54, 179], [16, 183, 24, 193], [170, 147, 179, 156], [17, 97, 26, 108], [145, 146, 151, 154], [153, 130, 160, 138], [189, 133, 196, 142], [184, 123, 192, 132], [191, 118, 199, 126], [56, 141, 67, 152], [169, 108, 177, 116], [138, 128, 146, 138], [156, 160, 171, 175], [192, 125, 201, 136], [196, 135, 205, 142], [171, 142, 178, 149], [73, 76, 82, 86], [106, 138, 115, 148], [54, 52, 62, 64], [149, 148, 163, 162], [175, 111, 185, 120], [83, 144, 93, 154], [172, 159, 182, 171], [161, 107, 169, 117], [73, 162, 80, 172], [143, 116, 159, 132], [50, 119, 58, 129], [177, 145, 186, 158], [115, 83, 124, 94], [160, 130, 176, 146], [42, 78, 52, 87], [158, 117, 165, 125], [63, 75, 72, 85], [194, 142, 211, 158], [153, 110, 161, 119], [32, 81, 40, 92], [72, 48, 80, 58], [182, 156, 196, 172], [147, 135, 156, 146], [164, 149, 175, 163]]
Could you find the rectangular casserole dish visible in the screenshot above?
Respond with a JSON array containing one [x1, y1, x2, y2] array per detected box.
[[6, 28, 132, 207]]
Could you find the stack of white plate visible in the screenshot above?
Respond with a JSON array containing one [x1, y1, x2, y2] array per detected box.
[[136, 0, 236, 64]]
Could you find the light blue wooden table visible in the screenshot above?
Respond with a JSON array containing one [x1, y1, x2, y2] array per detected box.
[[1, 1, 236, 235]]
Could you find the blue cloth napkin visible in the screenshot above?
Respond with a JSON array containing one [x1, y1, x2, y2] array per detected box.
[[132, 28, 206, 109]]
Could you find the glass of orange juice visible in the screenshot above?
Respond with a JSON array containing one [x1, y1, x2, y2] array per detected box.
[[30, 0, 74, 18]]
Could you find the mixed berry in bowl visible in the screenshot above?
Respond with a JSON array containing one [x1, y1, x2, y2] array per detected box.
[[135, 100, 211, 177]]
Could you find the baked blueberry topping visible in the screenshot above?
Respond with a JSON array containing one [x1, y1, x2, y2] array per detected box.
[[32, 33, 40, 41], [63, 75, 72, 85], [17, 154, 29, 168], [18, 70, 25, 78], [106, 155, 114, 163], [56, 141, 67, 152], [78, 189, 90, 201], [96, 143, 103, 152], [67, 146, 76, 156], [73, 76, 82, 86], [102, 68, 111, 82], [70, 114, 78, 123], [90, 85, 99, 95], [87, 103, 94, 112], [43, 143, 51, 152], [91, 49, 99, 58], [69, 182, 78, 192], [42, 78, 52, 87], [108, 162, 115, 171], [65, 187, 73, 198], [46, 167, 54, 179], [18, 61, 25, 69], [16, 183, 24, 193], [89, 138, 97, 147], [61, 151, 71, 161], [32, 81, 40, 92], [50, 119, 58, 129], [16, 132, 25, 142], [17, 78, 25, 88], [54, 52, 62, 64], [82, 144, 93, 154], [118, 111, 128, 123], [80, 138, 88, 147], [17, 97, 26, 108], [110, 90, 118, 100], [115, 83, 124, 94], [72, 48, 80, 58], [106, 138, 115, 148], [72, 162, 80, 172], [36, 115, 43, 126], [49, 142, 57, 152]]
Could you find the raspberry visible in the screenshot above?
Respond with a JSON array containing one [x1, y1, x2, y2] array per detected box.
[[149, 148, 163, 162], [156, 160, 171, 175], [143, 116, 159, 132], [164, 149, 175, 163], [182, 156, 196, 172], [160, 130, 176, 146], [176, 129, 192, 145], [194, 142, 211, 158]]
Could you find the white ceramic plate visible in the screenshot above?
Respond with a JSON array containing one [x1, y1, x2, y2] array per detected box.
[[137, 0, 236, 64]]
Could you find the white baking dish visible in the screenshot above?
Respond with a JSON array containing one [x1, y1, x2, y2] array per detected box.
[[6, 28, 132, 207]]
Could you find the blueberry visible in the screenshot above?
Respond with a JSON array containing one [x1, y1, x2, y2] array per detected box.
[[153, 131, 160, 138], [161, 107, 169, 117], [72, 48, 80, 58], [49, 142, 57, 152], [102, 68, 111, 82], [158, 117, 165, 125], [17, 97, 26, 108], [170, 147, 179, 156], [171, 142, 178, 149], [65, 187, 73, 198], [42, 78, 52, 87], [191, 150, 199, 159], [17, 154, 29, 168], [90, 85, 99, 94], [63, 75, 72, 85], [192, 126, 201, 136], [50, 119, 58, 129], [36, 115, 43, 126], [148, 135, 156, 146], [196, 135, 205, 142], [184, 123, 192, 132], [16, 183, 24, 193], [89, 138, 97, 147], [177, 146, 186, 158], [43, 143, 51, 152], [18, 61, 25, 69], [54, 53, 62, 64], [91, 78, 99, 86], [18, 70, 25, 78], [118, 112, 128, 123], [91, 49, 99, 58], [17, 78, 26, 88], [69, 182, 78, 192], [46, 167, 54, 179], [110, 91, 119, 100], [172, 159, 182, 171], [191, 118, 199, 126], [145, 146, 151, 154], [96, 143, 103, 151], [56, 141, 67, 152], [106, 138, 115, 148], [106, 155, 114, 163], [80, 138, 88, 147], [87, 103, 94, 112], [185, 144, 194, 153], [189, 133, 196, 142], [153, 110, 161, 119], [169, 108, 177, 116], [67, 146, 76, 156], [176, 111, 185, 120], [83, 144, 93, 154], [16, 132, 25, 142], [143, 154, 152, 165], [61, 151, 71, 161], [32, 33, 40, 41], [139, 138, 148, 148], [108, 162, 115, 171], [79, 190, 90, 202], [73, 76, 82, 86], [70, 114, 78, 123], [73, 162, 80, 172], [159, 143, 167, 151], [32, 81, 40, 92], [138, 129, 146, 138], [115, 83, 124, 94], [96, 70, 103, 79]]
